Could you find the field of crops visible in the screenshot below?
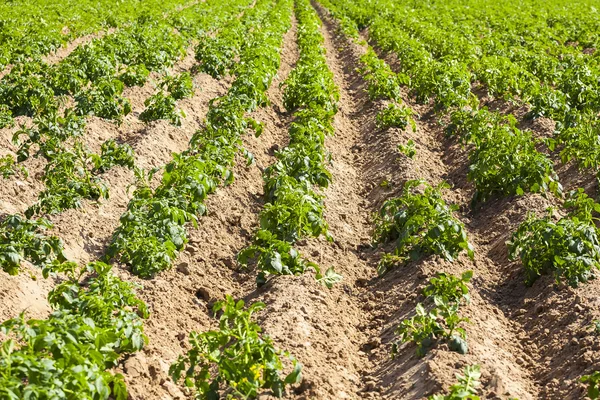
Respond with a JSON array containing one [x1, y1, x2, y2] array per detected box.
[[1, 0, 600, 398]]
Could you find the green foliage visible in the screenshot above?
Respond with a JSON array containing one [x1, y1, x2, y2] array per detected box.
[[376, 103, 416, 131], [581, 371, 600, 400], [170, 296, 302, 399], [240, 0, 341, 287], [359, 47, 408, 101], [467, 123, 561, 205], [140, 92, 186, 126], [0, 215, 68, 276], [423, 271, 473, 304], [160, 72, 194, 100], [429, 365, 481, 400], [12, 109, 86, 162], [0, 154, 27, 179], [508, 209, 600, 287], [0, 262, 148, 400], [26, 142, 108, 217], [398, 139, 416, 159], [0, 104, 12, 128], [118, 64, 150, 87], [394, 271, 472, 356], [373, 180, 474, 275], [109, 0, 293, 278], [75, 79, 132, 123], [92, 139, 136, 173]]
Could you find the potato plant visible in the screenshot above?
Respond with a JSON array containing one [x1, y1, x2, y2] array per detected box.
[[170, 296, 302, 399], [373, 180, 474, 275]]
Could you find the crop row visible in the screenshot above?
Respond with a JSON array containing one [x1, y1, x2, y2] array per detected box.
[[0, 0, 254, 224], [238, 0, 342, 287]]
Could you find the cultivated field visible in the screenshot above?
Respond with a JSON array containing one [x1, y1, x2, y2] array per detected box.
[[1, 0, 600, 399]]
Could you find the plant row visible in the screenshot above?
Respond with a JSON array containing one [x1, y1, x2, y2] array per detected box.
[[237, 0, 342, 288]]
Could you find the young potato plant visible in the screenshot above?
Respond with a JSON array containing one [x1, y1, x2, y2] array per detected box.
[[582, 371, 600, 400], [92, 139, 136, 173], [428, 365, 481, 400], [12, 109, 86, 162], [140, 92, 186, 126], [75, 79, 132, 124], [170, 296, 302, 399], [373, 180, 474, 276], [26, 142, 109, 217], [376, 103, 416, 131], [0, 104, 12, 129], [398, 139, 416, 159], [160, 72, 194, 100], [359, 47, 408, 101], [467, 122, 561, 205], [508, 208, 600, 288], [118, 64, 150, 87], [394, 271, 472, 356], [0, 214, 68, 276], [0, 154, 27, 179]]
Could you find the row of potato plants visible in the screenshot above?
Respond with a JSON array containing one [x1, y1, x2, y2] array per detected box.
[[238, 0, 342, 287], [0, 259, 148, 399], [327, 0, 600, 184], [167, 1, 304, 398], [320, 0, 600, 291], [316, 2, 477, 384], [0, 2, 263, 397], [1, 3, 307, 399]]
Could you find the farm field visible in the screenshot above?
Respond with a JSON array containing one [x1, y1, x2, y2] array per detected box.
[[1, 0, 600, 398]]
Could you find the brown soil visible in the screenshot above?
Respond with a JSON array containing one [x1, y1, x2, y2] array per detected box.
[[1, 3, 599, 400]]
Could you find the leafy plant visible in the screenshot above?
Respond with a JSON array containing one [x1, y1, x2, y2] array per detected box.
[[398, 139, 416, 159], [160, 72, 194, 100], [376, 102, 416, 131], [468, 124, 561, 205], [0, 261, 148, 400], [394, 298, 469, 357], [75, 79, 132, 123], [423, 271, 472, 305], [508, 210, 600, 287], [0, 154, 27, 179], [12, 109, 86, 162], [170, 296, 302, 399], [581, 371, 600, 400], [359, 47, 407, 101], [0, 214, 68, 276], [118, 64, 150, 87], [26, 142, 109, 217], [139, 92, 185, 126], [394, 271, 471, 356], [429, 365, 481, 400], [373, 180, 474, 275], [92, 139, 135, 173]]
